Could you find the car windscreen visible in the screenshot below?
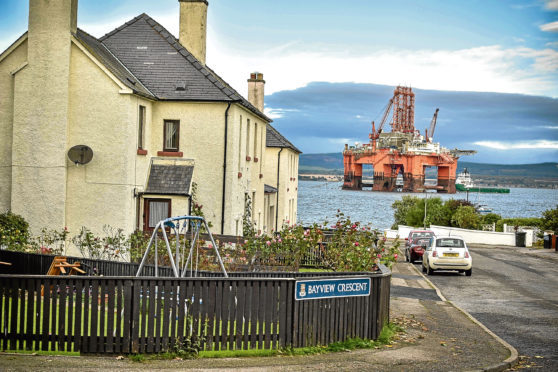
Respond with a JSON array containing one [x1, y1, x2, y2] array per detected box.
[[413, 238, 430, 246], [436, 238, 465, 248], [412, 232, 434, 239]]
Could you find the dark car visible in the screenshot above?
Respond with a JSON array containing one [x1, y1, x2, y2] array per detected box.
[[405, 230, 435, 251], [405, 236, 432, 263]]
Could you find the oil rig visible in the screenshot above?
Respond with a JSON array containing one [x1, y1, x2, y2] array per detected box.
[[342, 86, 475, 193]]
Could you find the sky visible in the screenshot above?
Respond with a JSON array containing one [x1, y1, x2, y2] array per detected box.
[[1, 0, 557, 163]]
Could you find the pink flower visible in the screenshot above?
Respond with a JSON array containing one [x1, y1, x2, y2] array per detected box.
[[266, 241, 271, 246], [394, 254, 398, 259], [354, 242, 359, 246], [377, 254, 382, 258], [208, 244, 213, 249], [278, 239, 282, 243]]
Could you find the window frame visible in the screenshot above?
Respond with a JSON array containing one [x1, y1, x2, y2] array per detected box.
[[138, 105, 146, 150], [163, 120, 180, 152], [143, 198, 172, 231]]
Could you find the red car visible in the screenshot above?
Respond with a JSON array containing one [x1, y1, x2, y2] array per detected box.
[[405, 230, 435, 249], [405, 236, 432, 263]]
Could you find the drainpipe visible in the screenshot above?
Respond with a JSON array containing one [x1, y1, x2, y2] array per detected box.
[[275, 148, 283, 232], [221, 102, 232, 235]]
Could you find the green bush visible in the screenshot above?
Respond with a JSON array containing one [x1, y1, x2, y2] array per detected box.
[[0, 211, 31, 252], [495, 218, 542, 232], [391, 197, 478, 229], [481, 213, 501, 226], [540, 205, 558, 234], [451, 206, 480, 229]]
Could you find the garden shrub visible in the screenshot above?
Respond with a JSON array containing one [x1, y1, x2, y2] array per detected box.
[[0, 210, 31, 252], [495, 218, 542, 232], [540, 205, 558, 234], [451, 206, 480, 229]]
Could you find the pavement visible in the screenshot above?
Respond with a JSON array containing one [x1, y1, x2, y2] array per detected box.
[[0, 255, 521, 371]]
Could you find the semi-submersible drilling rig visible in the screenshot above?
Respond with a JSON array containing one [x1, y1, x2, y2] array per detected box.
[[342, 86, 475, 193]]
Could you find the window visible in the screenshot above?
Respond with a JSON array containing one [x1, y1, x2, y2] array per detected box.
[[163, 120, 180, 151], [238, 116, 243, 170], [138, 105, 146, 149], [144, 199, 171, 230], [246, 119, 251, 158], [254, 123, 258, 159]]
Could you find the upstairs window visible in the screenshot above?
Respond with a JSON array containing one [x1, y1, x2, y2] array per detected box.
[[164, 120, 180, 152], [138, 105, 146, 149], [246, 119, 251, 159]]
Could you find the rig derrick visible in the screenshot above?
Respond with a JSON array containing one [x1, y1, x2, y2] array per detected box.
[[342, 86, 474, 194]]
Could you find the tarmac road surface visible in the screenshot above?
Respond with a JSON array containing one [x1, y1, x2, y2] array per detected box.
[[416, 245, 558, 370]]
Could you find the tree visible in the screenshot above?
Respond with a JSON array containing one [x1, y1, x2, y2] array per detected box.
[[405, 197, 451, 228], [541, 205, 558, 233], [391, 196, 419, 229], [452, 206, 480, 229]]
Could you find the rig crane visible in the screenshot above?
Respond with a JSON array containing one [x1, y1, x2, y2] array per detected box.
[[426, 108, 439, 142], [369, 98, 394, 142]]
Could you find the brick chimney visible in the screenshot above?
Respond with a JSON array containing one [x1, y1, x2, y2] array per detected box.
[[178, 0, 208, 65], [247, 72, 265, 112]]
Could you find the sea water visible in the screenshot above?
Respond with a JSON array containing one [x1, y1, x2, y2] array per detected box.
[[297, 180, 558, 230]]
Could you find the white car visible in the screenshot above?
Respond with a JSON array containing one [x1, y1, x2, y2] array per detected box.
[[422, 236, 472, 276]]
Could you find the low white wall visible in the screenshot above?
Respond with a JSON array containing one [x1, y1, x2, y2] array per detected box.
[[384, 229, 399, 239], [427, 225, 533, 247]]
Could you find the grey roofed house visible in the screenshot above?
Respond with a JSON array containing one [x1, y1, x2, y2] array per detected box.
[[75, 13, 270, 122], [266, 124, 302, 153]]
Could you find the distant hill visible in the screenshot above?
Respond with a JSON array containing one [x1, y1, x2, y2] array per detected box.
[[299, 153, 558, 181]]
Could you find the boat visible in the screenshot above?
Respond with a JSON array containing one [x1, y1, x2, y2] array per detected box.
[[455, 168, 510, 193], [476, 205, 493, 213]]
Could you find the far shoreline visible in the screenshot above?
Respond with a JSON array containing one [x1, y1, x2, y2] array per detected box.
[[298, 174, 558, 190]]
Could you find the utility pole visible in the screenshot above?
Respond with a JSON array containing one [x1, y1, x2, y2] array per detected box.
[[423, 192, 428, 229]]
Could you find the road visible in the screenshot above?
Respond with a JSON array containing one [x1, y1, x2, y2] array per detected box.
[[411, 246, 558, 370]]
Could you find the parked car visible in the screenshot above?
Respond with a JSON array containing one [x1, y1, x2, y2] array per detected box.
[[422, 236, 472, 276], [405, 230, 435, 251], [405, 236, 432, 263]]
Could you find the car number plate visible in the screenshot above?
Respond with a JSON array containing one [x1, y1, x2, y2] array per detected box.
[[443, 253, 459, 257]]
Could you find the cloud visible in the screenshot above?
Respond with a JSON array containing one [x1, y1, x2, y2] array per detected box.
[[542, 125, 558, 129], [264, 107, 300, 119], [208, 42, 558, 99], [544, 0, 558, 10], [473, 140, 558, 150], [540, 21, 558, 32]]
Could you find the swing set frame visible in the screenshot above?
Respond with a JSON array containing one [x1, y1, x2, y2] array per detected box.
[[135, 215, 228, 278]]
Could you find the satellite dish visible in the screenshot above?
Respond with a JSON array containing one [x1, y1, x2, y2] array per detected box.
[[67, 145, 93, 165]]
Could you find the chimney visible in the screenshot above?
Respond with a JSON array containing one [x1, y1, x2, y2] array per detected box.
[[247, 72, 265, 112], [12, 0, 78, 233], [178, 0, 208, 65]]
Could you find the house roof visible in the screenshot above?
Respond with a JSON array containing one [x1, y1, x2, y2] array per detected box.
[[75, 29, 155, 99], [93, 13, 270, 122], [266, 124, 302, 153], [145, 164, 194, 196], [264, 184, 278, 193]]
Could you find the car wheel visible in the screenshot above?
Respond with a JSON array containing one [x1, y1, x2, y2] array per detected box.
[[410, 256, 415, 264], [465, 268, 472, 277], [426, 265, 434, 275]]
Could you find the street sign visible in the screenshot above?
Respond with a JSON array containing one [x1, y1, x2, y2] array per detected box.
[[295, 277, 371, 301]]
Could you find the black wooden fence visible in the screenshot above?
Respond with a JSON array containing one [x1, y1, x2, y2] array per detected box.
[[0, 250, 391, 354]]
